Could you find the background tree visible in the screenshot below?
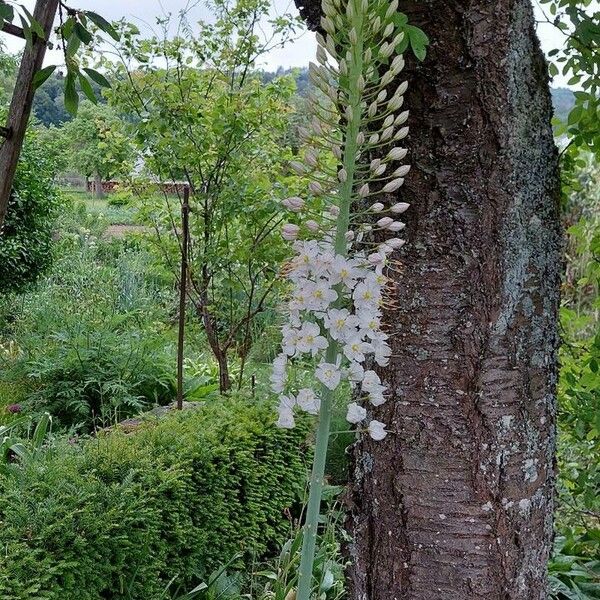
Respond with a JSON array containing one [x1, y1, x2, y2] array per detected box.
[[107, 0, 302, 391], [60, 100, 133, 197], [295, 0, 562, 597]]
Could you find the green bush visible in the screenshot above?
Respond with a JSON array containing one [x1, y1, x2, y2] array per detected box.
[[0, 128, 61, 294], [0, 396, 309, 599]]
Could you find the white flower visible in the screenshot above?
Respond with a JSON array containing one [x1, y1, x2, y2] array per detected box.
[[297, 388, 321, 415], [369, 389, 387, 407], [362, 370, 382, 392], [308, 280, 338, 311], [372, 338, 392, 366], [353, 282, 381, 310], [323, 308, 359, 341], [358, 312, 382, 340], [281, 325, 301, 356], [316, 361, 342, 390], [270, 353, 288, 393], [296, 322, 329, 356], [282, 224, 300, 241], [347, 360, 365, 383], [346, 402, 367, 424], [327, 255, 363, 289], [368, 420, 388, 440], [343, 336, 373, 363], [276, 394, 296, 429]]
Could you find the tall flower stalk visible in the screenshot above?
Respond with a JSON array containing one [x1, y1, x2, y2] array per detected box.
[[272, 0, 412, 596]]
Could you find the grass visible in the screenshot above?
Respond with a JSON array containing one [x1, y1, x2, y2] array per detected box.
[[60, 189, 137, 226]]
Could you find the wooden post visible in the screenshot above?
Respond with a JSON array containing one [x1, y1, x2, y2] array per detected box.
[[176, 187, 190, 410], [0, 0, 60, 228]]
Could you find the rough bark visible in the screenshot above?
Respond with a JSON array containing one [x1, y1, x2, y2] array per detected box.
[[296, 0, 562, 598], [93, 171, 105, 199]]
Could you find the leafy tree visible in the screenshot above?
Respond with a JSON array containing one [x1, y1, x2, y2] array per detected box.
[[0, 126, 61, 294], [107, 0, 302, 391], [59, 100, 134, 197]]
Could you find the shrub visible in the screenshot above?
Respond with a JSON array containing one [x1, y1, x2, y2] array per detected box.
[[0, 128, 61, 294], [0, 396, 309, 599]]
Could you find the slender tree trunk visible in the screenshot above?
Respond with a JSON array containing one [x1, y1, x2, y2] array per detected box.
[[93, 171, 105, 199], [295, 0, 562, 598], [0, 0, 60, 226]]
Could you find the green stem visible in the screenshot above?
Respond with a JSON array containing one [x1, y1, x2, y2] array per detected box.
[[296, 1, 364, 598]]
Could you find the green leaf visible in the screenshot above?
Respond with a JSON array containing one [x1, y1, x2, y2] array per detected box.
[[85, 11, 120, 41], [78, 73, 98, 103], [64, 72, 79, 115], [74, 22, 93, 45], [0, 3, 14, 22], [83, 68, 111, 89], [405, 24, 429, 62], [33, 65, 57, 90]]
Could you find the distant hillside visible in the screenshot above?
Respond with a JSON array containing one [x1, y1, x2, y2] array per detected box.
[[551, 87, 575, 122]]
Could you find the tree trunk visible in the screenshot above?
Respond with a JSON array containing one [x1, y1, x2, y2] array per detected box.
[[343, 2, 562, 599], [93, 171, 105, 199]]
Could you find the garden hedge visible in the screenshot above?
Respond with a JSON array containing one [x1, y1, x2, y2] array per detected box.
[[0, 397, 309, 599]]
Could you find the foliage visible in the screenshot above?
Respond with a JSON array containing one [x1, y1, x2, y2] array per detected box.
[[539, 0, 600, 196], [0, 397, 310, 599], [0, 126, 61, 294], [59, 100, 134, 183], [0, 207, 179, 430], [106, 0, 303, 390]]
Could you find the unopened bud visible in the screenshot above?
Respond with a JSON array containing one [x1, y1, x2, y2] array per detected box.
[[382, 178, 405, 193], [390, 202, 410, 213]]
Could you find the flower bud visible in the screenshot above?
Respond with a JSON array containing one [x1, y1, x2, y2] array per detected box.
[[381, 70, 395, 87], [356, 131, 365, 145], [316, 45, 328, 65], [368, 252, 386, 265], [382, 178, 405, 193], [387, 221, 406, 232], [383, 22, 394, 38], [386, 237, 406, 248], [289, 161, 305, 175], [349, 27, 358, 45], [329, 205, 340, 216], [305, 219, 320, 232], [390, 202, 410, 213], [395, 110, 409, 126], [381, 126, 394, 141], [359, 183, 370, 198], [387, 147, 408, 161], [364, 47, 373, 63], [282, 224, 300, 241], [309, 181, 324, 195], [339, 58, 348, 76], [282, 196, 304, 212], [371, 16, 381, 33], [391, 32, 405, 48], [368, 101, 378, 118], [370, 159, 382, 171], [368, 133, 380, 145], [377, 217, 393, 227], [396, 81, 409, 96], [321, 16, 335, 34], [383, 114, 394, 128], [394, 126, 409, 141], [377, 89, 388, 103], [338, 168, 348, 183], [371, 203, 385, 213], [392, 165, 411, 178], [391, 55, 405, 74], [345, 229, 355, 241], [374, 164, 387, 176], [388, 95, 404, 112], [385, 0, 399, 18]]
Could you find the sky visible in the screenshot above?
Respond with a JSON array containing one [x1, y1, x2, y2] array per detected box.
[[0, 0, 582, 87]]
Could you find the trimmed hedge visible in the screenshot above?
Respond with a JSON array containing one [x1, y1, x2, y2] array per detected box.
[[0, 397, 309, 599]]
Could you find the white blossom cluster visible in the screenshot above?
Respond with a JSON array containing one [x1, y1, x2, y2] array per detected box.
[[271, 0, 411, 442], [271, 239, 393, 440]]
